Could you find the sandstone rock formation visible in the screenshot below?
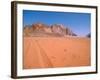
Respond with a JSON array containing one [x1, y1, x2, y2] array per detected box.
[[51, 24, 66, 35], [24, 23, 77, 37]]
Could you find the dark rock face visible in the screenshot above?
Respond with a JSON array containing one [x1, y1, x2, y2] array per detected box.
[[86, 33, 91, 38], [24, 23, 77, 37]]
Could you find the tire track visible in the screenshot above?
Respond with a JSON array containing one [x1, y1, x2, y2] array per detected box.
[[34, 39, 53, 68]]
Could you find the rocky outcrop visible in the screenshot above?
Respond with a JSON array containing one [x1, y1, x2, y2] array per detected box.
[[51, 24, 66, 35], [24, 23, 77, 37], [24, 25, 33, 36], [86, 33, 90, 38]]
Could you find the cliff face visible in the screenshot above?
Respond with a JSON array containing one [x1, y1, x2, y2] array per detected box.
[[51, 24, 66, 35], [24, 23, 77, 37]]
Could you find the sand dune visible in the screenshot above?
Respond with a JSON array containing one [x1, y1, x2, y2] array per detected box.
[[23, 37, 90, 69]]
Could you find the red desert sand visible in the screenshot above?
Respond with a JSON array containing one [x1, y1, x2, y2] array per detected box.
[[23, 36, 90, 69]]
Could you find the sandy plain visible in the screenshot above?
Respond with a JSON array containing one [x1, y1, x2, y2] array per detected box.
[[23, 36, 90, 69]]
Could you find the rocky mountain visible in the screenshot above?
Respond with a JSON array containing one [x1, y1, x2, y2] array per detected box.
[[24, 23, 77, 37]]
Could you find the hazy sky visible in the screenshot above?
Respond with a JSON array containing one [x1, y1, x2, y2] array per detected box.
[[23, 10, 91, 36]]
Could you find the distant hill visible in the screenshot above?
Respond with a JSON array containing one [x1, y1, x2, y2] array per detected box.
[[86, 33, 91, 38], [24, 23, 77, 37]]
